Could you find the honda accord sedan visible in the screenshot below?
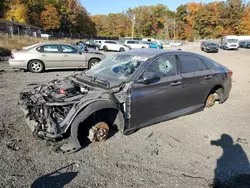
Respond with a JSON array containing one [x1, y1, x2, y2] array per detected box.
[[19, 49, 232, 153], [9, 42, 106, 73]]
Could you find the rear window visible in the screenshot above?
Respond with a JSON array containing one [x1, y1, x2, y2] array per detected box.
[[179, 55, 208, 73], [200, 56, 216, 69]]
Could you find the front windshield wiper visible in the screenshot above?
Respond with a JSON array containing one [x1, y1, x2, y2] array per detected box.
[[83, 73, 110, 88]]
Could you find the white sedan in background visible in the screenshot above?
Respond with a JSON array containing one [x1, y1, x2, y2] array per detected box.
[[124, 40, 149, 49], [100, 40, 129, 52]]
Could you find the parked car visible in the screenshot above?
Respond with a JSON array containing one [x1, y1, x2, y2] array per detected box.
[[19, 49, 232, 153], [239, 41, 247, 48], [124, 40, 149, 49], [170, 41, 183, 47], [241, 41, 250, 49], [146, 41, 163, 49], [202, 42, 219, 53], [9, 42, 106, 73], [100, 40, 130, 52], [83, 41, 100, 50]]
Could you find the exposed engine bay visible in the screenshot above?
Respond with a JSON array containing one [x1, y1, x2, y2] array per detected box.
[[19, 77, 103, 140]]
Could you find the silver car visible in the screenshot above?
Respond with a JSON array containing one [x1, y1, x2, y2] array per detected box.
[[9, 42, 106, 73]]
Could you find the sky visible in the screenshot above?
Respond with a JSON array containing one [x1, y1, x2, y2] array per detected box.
[[81, 0, 215, 15]]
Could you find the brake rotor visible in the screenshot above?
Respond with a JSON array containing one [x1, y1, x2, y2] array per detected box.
[[88, 122, 109, 142], [206, 94, 216, 108]]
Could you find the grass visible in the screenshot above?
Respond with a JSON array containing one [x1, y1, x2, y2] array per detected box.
[[0, 34, 78, 56]]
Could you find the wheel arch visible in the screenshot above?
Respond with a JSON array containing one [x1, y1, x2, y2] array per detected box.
[[69, 100, 125, 148]]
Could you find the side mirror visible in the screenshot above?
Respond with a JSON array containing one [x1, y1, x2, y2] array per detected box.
[[138, 72, 160, 84], [78, 51, 82, 55]]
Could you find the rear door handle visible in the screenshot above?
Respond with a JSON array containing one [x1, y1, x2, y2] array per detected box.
[[171, 81, 182, 86], [64, 55, 68, 57], [204, 75, 212, 80], [42, 54, 46, 57]]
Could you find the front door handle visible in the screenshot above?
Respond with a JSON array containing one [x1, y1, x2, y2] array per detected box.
[[64, 55, 68, 57], [204, 75, 212, 80], [42, 54, 46, 57], [171, 81, 182, 86]]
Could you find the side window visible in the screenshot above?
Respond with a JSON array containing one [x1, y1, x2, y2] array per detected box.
[[201, 57, 216, 69], [37, 45, 59, 53], [112, 41, 117, 44], [179, 55, 208, 73], [145, 55, 177, 77], [127, 41, 133, 44], [60, 45, 78, 53]]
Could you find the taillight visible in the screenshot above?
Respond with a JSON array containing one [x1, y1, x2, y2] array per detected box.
[[10, 53, 14, 59], [228, 71, 233, 77]]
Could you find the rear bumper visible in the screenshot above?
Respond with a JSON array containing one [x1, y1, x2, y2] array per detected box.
[[9, 60, 27, 69], [222, 81, 232, 103]]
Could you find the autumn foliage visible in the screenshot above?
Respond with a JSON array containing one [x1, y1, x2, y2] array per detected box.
[[1, 0, 250, 40]]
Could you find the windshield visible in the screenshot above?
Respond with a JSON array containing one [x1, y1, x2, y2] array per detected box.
[[207, 43, 217, 46], [84, 54, 149, 87], [227, 39, 238, 43]]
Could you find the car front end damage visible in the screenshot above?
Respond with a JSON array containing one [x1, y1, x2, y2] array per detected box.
[[19, 76, 126, 153]]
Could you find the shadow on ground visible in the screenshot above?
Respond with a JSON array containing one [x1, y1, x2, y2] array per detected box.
[[31, 163, 78, 188], [211, 134, 250, 188]]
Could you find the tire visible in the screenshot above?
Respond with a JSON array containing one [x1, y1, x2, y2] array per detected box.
[[119, 47, 125, 52], [28, 60, 44, 73], [88, 58, 100, 69], [103, 46, 108, 52]]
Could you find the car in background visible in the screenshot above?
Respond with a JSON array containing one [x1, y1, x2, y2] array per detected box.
[[239, 41, 247, 48], [161, 41, 171, 49], [240, 41, 250, 49], [83, 41, 100, 50], [124, 40, 149, 49], [170, 41, 183, 47], [9, 42, 106, 73], [18, 49, 232, 152], [202, 42, 219, 53], [100, 40, 130, 52], [146, 41, 163, 49]]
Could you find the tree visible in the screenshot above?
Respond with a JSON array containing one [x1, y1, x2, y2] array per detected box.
[[4, 2, 28, 23], [237, 7, 250, 35], [41, 5, 60, 30]]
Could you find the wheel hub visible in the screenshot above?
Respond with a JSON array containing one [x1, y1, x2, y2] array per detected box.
[[88, 122, 109, 142], [207, 94, 216, 107]]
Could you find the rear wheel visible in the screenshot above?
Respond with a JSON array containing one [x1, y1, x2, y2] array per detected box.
[[103, 45, 108, 52], [88, 58, 100, 69], [28, 60, 44, 73], [119, 47, 125, 52]]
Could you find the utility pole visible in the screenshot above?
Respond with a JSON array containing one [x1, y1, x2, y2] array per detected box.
[[173, 19, 176, 41], [131, 14, 135, 40]]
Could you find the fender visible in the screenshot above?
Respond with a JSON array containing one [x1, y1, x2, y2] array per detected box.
[[69, 100, 125, 148]]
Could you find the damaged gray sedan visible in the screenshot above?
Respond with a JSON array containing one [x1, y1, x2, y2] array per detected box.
[[19, 49, 232, 153]]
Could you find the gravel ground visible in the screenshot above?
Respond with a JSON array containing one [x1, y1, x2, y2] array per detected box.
[[0, 45, 250, 188]]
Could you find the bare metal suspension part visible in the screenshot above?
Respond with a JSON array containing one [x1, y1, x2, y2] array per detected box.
[[88, 122, 109, 142]]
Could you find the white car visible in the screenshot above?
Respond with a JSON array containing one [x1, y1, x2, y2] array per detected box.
[[124, 40, 149, 49], [100, 40, 129, 52], [170, 41, 183, 47]]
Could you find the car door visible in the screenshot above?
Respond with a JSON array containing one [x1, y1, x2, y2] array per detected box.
[[177, 54, 214, 108], [59, 45, 87, 68], [36, 44, 63, 68], [129, 55, 184, 129]]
